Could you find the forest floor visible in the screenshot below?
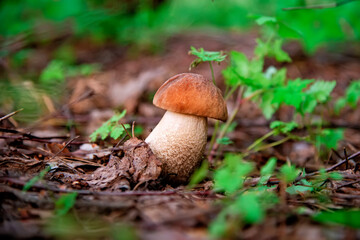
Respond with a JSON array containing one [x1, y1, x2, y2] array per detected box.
[[1, 31, 360, 239]]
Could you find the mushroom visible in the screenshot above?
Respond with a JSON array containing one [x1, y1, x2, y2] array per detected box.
[[145, 73, 228, 184]]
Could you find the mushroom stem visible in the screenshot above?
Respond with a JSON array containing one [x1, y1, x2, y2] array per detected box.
[[145, 111, 207, 183]]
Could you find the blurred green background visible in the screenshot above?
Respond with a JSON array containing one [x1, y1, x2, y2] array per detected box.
[[1, 0, 360, 121]]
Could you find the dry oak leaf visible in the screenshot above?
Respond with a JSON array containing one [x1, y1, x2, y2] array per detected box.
[[87, 137, 162, 191]]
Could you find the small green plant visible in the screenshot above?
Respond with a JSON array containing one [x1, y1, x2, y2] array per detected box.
[[55, 192, 78, 216], [40, 60, 100, 86], [335, 80, 360, 114], [187, 24, 360, 237], [189, 46, 227, 84], [89, 110, 130, 142], [23, 166, 51, 191], [313, 209, 360, 229], [209, 154, 347, 238]]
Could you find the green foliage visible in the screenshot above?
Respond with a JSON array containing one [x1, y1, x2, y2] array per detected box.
[[23, 166, 51, 191], [55, 192, 78, 216], [315, 128, 344, 149], [0, 81, 47, 122], [0, 59, 100, 122], [216, 136, 233, 145], [335, 80, 360, 114], [40, 60, 100, 86], [317, 168, 343, 182], [279, 164, 300, 183], [189, 46, 227, 69], [258, 157, 277, 185], [313, 210, 360, 229], [254, 38, 291, 62], [89, 110, 130, 142], [188, 161, 209, 188], [286, 178, 314, 195], [222, 36, 342, 155], [214, 154, 254, 194], [223, 39, 336, 121], [270, 121, 298, 135], [209, 154, 348, 238], [210, 157, 280, 238], [0, 0, 273, 56], [255, 0, 360, 53]]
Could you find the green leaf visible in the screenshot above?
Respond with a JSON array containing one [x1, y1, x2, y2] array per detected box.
[[110, 126, 124, 140], [270, 121, 298, 135], [214, 154, 254, 194], [40, 60, 66, 84], [234, 192, 264, 224], [255, 16, 277, 25], [230, 51, 250, 77], [259, 91, 277, 120], [302, 80, 336, 113], [209, 210, 228, 238], [306, 81, 336, 102], [216, 137, 233, 145], [258, 157, 277, 185], [23, 166, 51, 191], [313, 210, 360, 229], [55, 192, 78, 216], [335, 80, 360, 114], [254, 39, 291, 62], [334, 98, 347, 115], [286, 179, 313, 195], [189, 46, 226, 69], [273, 39, 291, 62], [90, 110, 128, 142], [188, 161, 209, 187], [270, 68, 287, 87], [272, 78, 314, 112], [279, 164, 300, 183], [316, 128, 344, 149], [260, 157, 277, 176], [328, 172, 343, 181]]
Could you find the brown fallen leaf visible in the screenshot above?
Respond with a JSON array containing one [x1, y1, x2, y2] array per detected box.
[[87, 137, 162, 191]]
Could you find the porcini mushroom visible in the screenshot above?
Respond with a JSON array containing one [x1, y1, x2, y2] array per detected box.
[[145, 73, 228, 184]]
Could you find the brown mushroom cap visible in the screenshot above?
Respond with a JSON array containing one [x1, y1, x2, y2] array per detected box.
[[153, 73, 228, 121]]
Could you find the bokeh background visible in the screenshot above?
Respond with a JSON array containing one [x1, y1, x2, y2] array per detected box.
[[1, 0, 360, 126]]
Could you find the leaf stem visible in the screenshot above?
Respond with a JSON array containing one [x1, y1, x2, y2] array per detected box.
[[246, 130, 275, 152], [209, 62, 216, 85]]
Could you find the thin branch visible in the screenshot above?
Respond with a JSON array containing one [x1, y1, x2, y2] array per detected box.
[[48, 136, 79, 160], [0, 109, 23, 122], [121, 123, 131, 138], [336, 179, 360, 189]]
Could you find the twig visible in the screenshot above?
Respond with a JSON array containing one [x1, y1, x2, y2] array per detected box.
[[293, 150, 360, 183], [331, 193, 360, 199], [132, 121, 135, 138], [282, 0, 358, 10], [48, 136, 79, 160], [0, 109, 23, 122], [336, 179, 360, 189], [344, 148, 349, 169], [121, 123, 131, 138]]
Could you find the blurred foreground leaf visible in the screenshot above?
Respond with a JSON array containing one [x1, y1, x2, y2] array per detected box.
[[313, 210, 360, 229]]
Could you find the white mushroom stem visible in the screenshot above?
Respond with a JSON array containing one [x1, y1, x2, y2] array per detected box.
[[145, 111, 207, 183]]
